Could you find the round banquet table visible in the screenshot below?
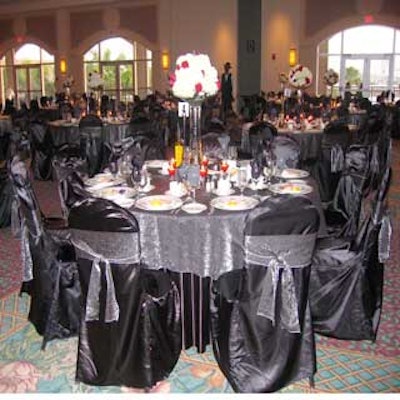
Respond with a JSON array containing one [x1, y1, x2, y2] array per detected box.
[[114, 172, 328, 279], [85, 169, 327, 353], [278, 129, 323, 162], [48, 119, 130, 147]]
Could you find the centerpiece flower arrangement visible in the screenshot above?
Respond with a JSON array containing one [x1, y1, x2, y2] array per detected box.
[[169, 52, 220, 103], [169, 52, 220, 165], [288, 64, 313, 89], [279, 72, 289, 85], [88, 71, 105, 92], [323, 68, 339, 87], [63, 75, 75, 89], [62, 75, 74, 97]]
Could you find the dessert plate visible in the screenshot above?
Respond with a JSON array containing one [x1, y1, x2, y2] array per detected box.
[[181, 202, 207, 214]]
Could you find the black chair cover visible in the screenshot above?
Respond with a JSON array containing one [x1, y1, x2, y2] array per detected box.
[[0, 166, 13, 227], [313, 122, 350, 204], [29, 121, 53, 180], [79, 126, 104, 177], [9, 156, 80, 348], [328, 144, 371, 238], [271, 134, 301, 169], [210, 196, 319, 392], [69, 198, 181, 389], [310, 166, 392, 340]]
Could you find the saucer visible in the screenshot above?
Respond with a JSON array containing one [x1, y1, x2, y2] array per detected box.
[[181, 202, 207, 214]]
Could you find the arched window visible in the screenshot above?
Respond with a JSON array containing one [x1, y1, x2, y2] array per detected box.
[[317, 25, 400, 101], [0, 43, 55, 107], [84, 37, 153, 104]]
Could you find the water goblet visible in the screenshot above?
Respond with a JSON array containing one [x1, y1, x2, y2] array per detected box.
[[237, 167, 248, 197]]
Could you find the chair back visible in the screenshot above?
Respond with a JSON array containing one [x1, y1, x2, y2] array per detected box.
[[211, 196, 320, 392], [271, 134, 301, 169], [69, 197, 141, 322]]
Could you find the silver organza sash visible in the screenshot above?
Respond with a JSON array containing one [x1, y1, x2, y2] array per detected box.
[[330, 144, 344, 173], [70, 229, 140, 323], [244, 233, 316, 333]]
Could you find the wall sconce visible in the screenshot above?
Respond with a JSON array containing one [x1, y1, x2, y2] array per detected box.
[[289, 48, 297, 67], [161, 52, 170, 70], [60, 58, 67, 74]]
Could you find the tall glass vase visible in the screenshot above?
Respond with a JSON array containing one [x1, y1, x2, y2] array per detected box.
[[189, 102, 202, 164]]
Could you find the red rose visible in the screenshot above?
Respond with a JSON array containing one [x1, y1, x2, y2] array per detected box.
[[181, 60, 189, 68], [305, 77, 310, 84], [217, 81, 221, 90], [195, 82, 203, 93], [168, 72, 176, 87]]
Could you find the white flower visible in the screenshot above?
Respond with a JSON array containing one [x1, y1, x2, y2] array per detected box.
[[169, 52, 220, 101], [288, 64, 313, 88], [323, 69, 339, 86], [88, 71, 105, 90]]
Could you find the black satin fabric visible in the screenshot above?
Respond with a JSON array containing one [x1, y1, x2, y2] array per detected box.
[[310, 217, 383, 340], [29, 122, 53, 181], [312, 125, 349, 204], [310, 162, 391, 341], [79, 126, 104, 177], [210, 196, 319, 393], [9, 156, 80, 348], [68, 198, 182, 389], [327, 144, 370, 238], [271, 134, 301, 169], [0, 167, 12, 227]]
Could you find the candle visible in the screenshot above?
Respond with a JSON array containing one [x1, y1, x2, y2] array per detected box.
[[221, 161, 228, 173], [169, 158, 177, 169], [200, 165, 208, 178]]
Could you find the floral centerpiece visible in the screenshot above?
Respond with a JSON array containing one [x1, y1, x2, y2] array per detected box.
[[169, 52, 220, 164], [62, 75, 75, 89], [278, 72, 289, 85], [323, 69, 339, 86], [169, 52, 220, 103], [62, 75, 74, 97], [88, 71, 104, 92], [288, 64, 313, 89]]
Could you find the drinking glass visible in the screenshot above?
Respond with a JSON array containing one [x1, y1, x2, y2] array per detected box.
[[237, 167, 248, 196], [263, 158, 275, 187]]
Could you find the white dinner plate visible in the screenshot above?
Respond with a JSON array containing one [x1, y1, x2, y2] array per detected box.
[[135, 195, 183, 211], [181, 202, 207, 214], [93, 186, 136, 200], [277, 168, 309, 179], [269, 182, 313, 195], [210, 195, 259, 211]]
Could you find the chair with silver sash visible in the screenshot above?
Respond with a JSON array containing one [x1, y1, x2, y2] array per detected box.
[[68, 197, 181, 390], [9, 155, 80, 349], [210, 196, 320, 392]]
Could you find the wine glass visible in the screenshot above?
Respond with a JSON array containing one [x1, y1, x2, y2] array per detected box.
[[139, 167, 149, 192], [250, 159, 262, 191], [263, 158, 275, 187], [237, 167, 248, 197]]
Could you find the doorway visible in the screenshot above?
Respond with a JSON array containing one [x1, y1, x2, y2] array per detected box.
[[341, 55, 392, 101]]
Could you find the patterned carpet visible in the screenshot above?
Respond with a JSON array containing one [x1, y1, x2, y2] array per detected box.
[[0, 141, 399, 394]]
